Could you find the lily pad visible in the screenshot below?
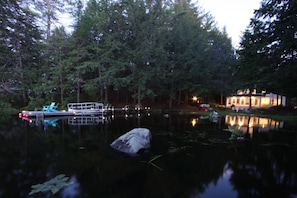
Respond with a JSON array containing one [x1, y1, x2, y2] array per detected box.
[[29, 174, 73, 195]]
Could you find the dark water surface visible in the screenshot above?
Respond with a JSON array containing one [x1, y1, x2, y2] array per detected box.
[[0, 112, 297, 198]]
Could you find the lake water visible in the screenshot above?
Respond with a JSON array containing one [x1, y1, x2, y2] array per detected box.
[[1, 112, 297, 198]]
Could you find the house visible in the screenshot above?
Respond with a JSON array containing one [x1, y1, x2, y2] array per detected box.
[[226, 89, 286, 110]]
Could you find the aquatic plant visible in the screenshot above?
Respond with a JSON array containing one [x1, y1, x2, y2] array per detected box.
[[29, 174, 73, 195], [227, 125, 240, 140], [141, 155, 163, 171]]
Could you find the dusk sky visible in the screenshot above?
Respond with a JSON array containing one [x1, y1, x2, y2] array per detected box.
[[198, 0, 262, 47], [60, 0, 262, 48]]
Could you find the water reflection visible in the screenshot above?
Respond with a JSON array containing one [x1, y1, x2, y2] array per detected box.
[[190, 115, 209, 127], [20, 115, 112, 128], [68, 116, 112, 125], [225, 115, 284, 138], [60, 175, 81, 197], [195, 163, 236, 198], [0, 113, 296, 197]]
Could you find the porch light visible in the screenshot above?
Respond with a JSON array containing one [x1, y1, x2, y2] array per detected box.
[[192, 96, 198, 101]]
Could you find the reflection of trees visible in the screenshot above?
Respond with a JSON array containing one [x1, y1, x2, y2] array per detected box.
[[148, 131, 232, 197], [229, 145, 297, 197], [0, 118, 116, 197], [2, 115, 297, 197], [0, 116, 231, 197], [0, 117, 23, 140]]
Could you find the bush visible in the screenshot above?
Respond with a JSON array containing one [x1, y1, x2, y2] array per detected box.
[[23, 97, 47, 110], [0, 100, 18, 114]]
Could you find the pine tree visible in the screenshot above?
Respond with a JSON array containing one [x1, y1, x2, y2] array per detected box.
[[237, 0, 297, 100], [0, 0, 43, 104]]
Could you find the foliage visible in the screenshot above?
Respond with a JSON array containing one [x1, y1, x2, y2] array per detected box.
[[141, 155, 163, 171], [29, 174, 73, 195], [39, 27, 72, 105], [0, 0, 43, 105], [0, 100, 19, 114], [227, 125, 241, 140], [24, 0, 75, 39], [22, 97, 48, 111], [1, 0, 235, 108], [235, 0, 297, 99]]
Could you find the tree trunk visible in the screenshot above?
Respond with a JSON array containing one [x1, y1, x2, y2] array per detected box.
[[177, 90, 181, 106], [169, 78, 174, 109], [137, 84, 141, 105], [59, 73, 63, 105], [185, 90, 189, 105], [59, 49, 64, 105], [98, 68, 103, 101], [104, 81, 108, 102], [77, 78, 80, 103], [220, 90, 223, 105], [46, 0, 52, 40]]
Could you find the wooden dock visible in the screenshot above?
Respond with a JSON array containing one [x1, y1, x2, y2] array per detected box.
[[20, 110, 75, 118], [19, 101, 118, 119]]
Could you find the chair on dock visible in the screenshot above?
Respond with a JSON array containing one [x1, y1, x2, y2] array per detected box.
[[43, 102, 58, 112]]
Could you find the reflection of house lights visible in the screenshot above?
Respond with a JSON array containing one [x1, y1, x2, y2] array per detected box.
[[259, 118, 268, 125], [249, 122, 254, 127], [238, 121, 244, 127], [191, 118, 198, 127], [230, 120, 235, 126], [225, 115, 283, 136]]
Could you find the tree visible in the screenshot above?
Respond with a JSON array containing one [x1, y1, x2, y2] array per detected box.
[[26, 0, 75, 40], [67, 0, 127, 103], [120, 0, 169, 105], [3, 0, 236, 107], [165, 1, 229, 107], [236, 0, 297, 101], [205, 27, 234, 104], [45, 27, 71, 105], [0, 0, 43, 105]]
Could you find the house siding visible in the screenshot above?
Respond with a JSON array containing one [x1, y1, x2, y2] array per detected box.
[[226, 92, 286, 109]]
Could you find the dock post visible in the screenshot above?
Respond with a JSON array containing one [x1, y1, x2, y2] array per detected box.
[[36, 112, 44, 120]]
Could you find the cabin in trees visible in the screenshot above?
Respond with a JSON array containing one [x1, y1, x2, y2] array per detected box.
[[226, 89, 286, 110]]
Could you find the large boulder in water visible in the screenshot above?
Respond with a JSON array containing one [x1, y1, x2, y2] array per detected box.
[[110, 128, 151, 155]]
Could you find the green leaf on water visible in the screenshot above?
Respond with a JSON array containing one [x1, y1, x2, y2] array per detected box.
[[29, 174, 73, 195]]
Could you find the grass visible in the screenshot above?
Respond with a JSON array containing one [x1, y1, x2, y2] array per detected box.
[[151, 103, 297, 121], [213, 106, 297, 121], [154, 104, 297, 121]]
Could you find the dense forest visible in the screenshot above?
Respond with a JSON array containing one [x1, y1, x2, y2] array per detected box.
[[0, 0, 296, 109]]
